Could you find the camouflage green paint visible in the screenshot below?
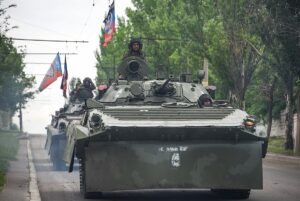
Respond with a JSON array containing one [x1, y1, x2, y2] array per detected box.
[[84, 141, 262, 192]]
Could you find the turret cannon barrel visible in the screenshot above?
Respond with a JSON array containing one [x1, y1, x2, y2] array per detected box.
[[117, 56, 148, 81]]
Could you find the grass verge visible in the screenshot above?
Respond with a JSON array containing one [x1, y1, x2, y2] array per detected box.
[[268, 136, 300, 156], [0, 131, 19, 191]]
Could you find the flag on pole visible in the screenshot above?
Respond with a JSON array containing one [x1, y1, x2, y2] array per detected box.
[[60, 55, 68, 98], [101, 1, 115, 47], [38, 53, 62, 92]]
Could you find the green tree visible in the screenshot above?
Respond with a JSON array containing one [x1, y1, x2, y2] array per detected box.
[[209, 0, 263, 109], [0, 2, 35, 130], [254, 0, 300, 150], [95, 0, 299, 152], [126, 0, 208, 77]]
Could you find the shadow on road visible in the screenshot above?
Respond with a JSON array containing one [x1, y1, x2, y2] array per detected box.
[[85, 190, 240, 201]]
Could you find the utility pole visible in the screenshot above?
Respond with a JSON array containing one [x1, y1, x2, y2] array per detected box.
[[294, 91, 300, 153], [241, 62, 245, 110], [18, 101, 23, 133], [202, 58, 209, 87]]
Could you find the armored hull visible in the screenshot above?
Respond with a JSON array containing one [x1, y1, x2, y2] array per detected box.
[[45, 103, 84, 170], [64, 57, 267, 199], [45, 121, 68, 170], [66, 106, 267, 199]]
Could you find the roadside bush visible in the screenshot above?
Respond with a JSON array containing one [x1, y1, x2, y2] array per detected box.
[[268, 136, 300, 156], [0, 131, 19, 190]]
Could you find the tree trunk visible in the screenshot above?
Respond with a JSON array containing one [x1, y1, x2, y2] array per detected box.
[[267, 78, 277, 138], [228, 89, 245, 110], [284, 73, 294, 150], [294, 88, 300, 153], [0, 110, 3, 129]]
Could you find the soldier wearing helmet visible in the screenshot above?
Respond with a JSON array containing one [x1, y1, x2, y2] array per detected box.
[[82, 77, 96, 91], [69, 79, 82, 102], [70, 77, 96, 102], [123, 38, 145, 60]]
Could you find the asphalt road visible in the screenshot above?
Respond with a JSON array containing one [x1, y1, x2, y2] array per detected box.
[[30, 135, 300, 201]]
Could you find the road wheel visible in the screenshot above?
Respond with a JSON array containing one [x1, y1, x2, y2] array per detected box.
[[211, 189, 251, 199]]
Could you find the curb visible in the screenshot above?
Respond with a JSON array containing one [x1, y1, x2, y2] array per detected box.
[[27, 139, 41, 201], [265, 153, 300, 165]]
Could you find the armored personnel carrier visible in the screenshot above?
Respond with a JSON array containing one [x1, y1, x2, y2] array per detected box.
[[45, 103, 84, 170], [45, 84, 94, 170], [64, 56, 268, 199]]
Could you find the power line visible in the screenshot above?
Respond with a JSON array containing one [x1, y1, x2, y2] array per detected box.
[[25, 63, 52, 65], [10, 16, 74, 38], [140, 37, 191, 42], [10, 37, 89, 43], [22, 52, 78, 55], [138, 37, 201, 43], [25, 62, 67, 65], [77, 1, 95, 39], [25, 73, 46, 76]]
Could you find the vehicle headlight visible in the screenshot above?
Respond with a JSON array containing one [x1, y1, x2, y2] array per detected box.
[[89, 114, 102, 128], [58, 122, 66, 132]]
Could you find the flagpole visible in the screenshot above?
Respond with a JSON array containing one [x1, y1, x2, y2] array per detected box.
[[112, 0, 116, 80], [113, 54, 116, 80]]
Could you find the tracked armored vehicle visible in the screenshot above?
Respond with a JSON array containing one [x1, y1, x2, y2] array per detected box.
[[45, 85, 93, 170], [64, 56, 268, 199]]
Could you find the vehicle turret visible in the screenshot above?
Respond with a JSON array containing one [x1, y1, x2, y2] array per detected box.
[[117, 56, 148, 81]]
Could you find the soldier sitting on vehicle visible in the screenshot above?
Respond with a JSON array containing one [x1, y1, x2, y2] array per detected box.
[[70, 77, 96, 102], [197, 93, 213, 108], [123, 38, 146, 60], [82, 77, 96, 91], [69, 80, 82, 102], [119, 38, 148, 80]]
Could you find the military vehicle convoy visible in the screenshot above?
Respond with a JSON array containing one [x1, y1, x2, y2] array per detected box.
[[63, 56, 268, 199], [45, 80, 95, 170]]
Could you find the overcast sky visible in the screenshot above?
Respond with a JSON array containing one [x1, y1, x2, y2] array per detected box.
[[2, 0, 133, 134]]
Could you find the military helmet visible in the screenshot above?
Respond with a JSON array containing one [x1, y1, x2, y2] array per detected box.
[[128, 37, 143, 50], [83, 77, 92, 88]]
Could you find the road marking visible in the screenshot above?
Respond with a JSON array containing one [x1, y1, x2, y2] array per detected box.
[[27, 139, 41, 201]]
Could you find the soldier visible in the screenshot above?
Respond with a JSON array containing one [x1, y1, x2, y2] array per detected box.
[[76, 77, 96, 100], [123, 38, 145, 60], [69, 80, 82, 102], [197, 93, 213, 108], [70, 78, 96, 102], [82, 77, 96, 91]]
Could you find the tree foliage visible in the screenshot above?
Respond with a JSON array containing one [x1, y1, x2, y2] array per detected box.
[[96, 0, 300, 150], [0, 2, 35, 129], [250, 0, 300, 149]]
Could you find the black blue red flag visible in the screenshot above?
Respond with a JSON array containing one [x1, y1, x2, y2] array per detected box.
[[38, 53, 62, 92], [60, 55, 68, 98], [102, 1, 115, 47]]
